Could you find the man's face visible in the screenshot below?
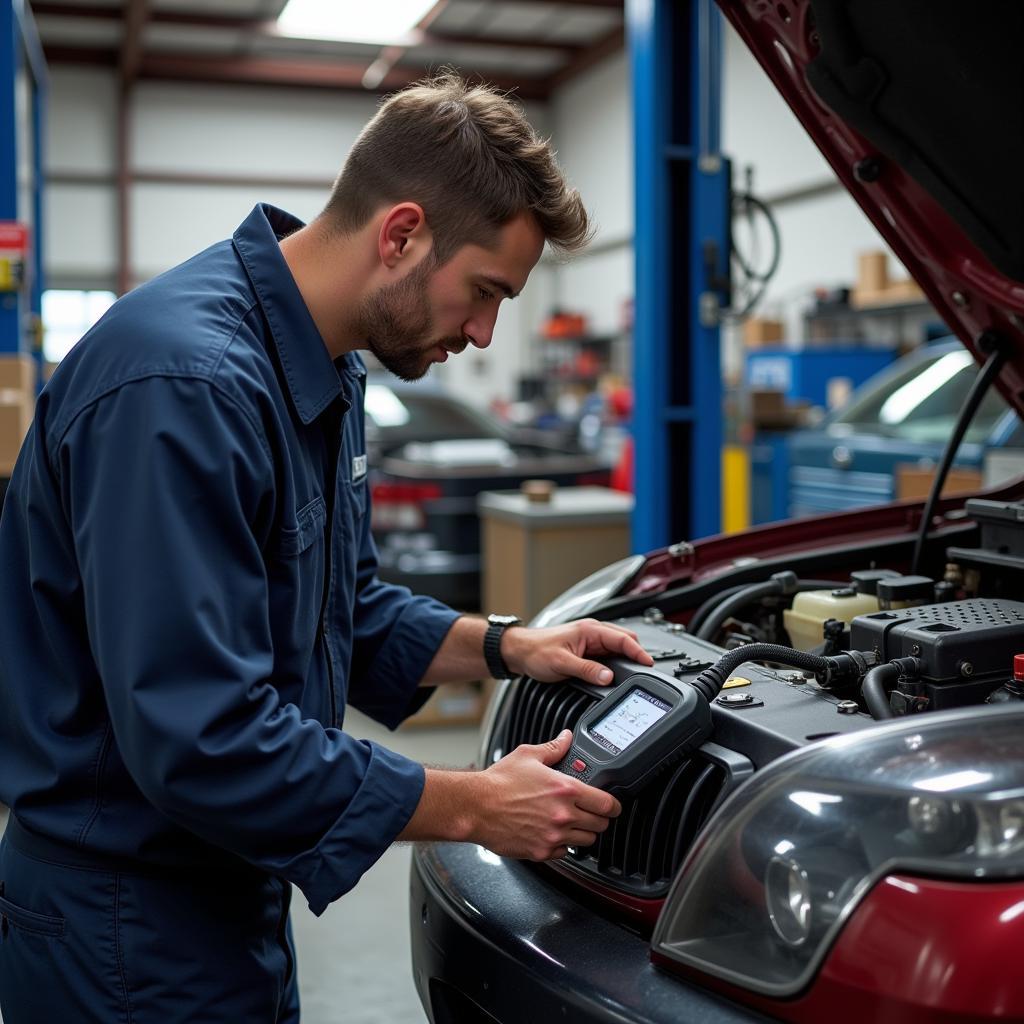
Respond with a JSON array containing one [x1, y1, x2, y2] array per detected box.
[[360, 212, 544, 382]]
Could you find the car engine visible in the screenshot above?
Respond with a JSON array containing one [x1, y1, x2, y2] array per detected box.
[[483, 496, 1024, 919]]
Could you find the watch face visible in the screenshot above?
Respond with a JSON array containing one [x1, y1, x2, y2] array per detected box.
[[488, 614, 521, 627]]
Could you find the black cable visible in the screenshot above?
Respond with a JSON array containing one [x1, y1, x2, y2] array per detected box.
[[696, 572, 796, 641], [686, 582, 751, 634], [689, 644, 874, 704], [910, 345, 1006, 575], [728, 190, 782, 320], [691, 577, 840, 640]]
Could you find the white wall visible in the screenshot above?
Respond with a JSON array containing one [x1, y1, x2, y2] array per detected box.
[[46, 67, 119, 287], [547, 51, 633, 339]]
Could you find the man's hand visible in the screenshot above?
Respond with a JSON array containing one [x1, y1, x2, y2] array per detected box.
[[472, 729, 621, 861], [502, 618, 654, 687], [397, 730, 621, 859]]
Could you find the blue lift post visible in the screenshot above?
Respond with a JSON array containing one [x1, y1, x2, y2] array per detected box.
[[0, 0, 46, 372], [629, 0, 731, 554]]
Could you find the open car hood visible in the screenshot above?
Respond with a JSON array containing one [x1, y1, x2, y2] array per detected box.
[[720, 0, 1024, 414]]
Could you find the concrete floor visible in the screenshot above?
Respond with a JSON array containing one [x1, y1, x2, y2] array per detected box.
[[0, 709, 481, 1024]]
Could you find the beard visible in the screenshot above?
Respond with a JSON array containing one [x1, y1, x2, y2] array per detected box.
[[357, 257, 466, 382]]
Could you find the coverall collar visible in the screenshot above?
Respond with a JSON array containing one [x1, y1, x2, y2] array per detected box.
[[233, 203, 357, 425]]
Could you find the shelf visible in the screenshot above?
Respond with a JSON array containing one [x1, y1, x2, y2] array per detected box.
[[538, 334, 617, 345], [806, 300, 935, 320]]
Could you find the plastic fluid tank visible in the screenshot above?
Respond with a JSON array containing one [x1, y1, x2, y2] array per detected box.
[[783, 588, 880, 652]]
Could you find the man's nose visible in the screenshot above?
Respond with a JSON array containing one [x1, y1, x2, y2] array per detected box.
[[464, 310, 498, 349]]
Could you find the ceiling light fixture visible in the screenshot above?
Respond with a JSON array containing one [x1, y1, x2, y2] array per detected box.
[[277, 0, 436, 45]]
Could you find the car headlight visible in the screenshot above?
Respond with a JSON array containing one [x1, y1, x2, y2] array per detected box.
[[476, 554, 646, 767], [652, 705, 1024, 997]]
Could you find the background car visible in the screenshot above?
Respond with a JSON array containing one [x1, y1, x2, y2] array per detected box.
[[365, 377, 612, 609], [786, 340, 1024, 517]]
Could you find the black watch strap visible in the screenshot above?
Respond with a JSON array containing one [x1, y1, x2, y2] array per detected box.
[[484, 615, 521, 679]]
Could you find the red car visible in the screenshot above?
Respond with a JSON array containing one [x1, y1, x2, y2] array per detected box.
[[411, 2, 1024, 1022]]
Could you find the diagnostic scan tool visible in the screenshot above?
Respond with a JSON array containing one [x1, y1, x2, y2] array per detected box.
[[555, 674, 712, 795]]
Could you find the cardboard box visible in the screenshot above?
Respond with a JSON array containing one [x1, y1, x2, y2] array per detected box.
[[0, 388, 33, 476], [895, 464, 983, 501], [857, 250, 889, 292], [0, 354, 36, 393], [742, 317, 785, 348], [749, 389, 812, 430]]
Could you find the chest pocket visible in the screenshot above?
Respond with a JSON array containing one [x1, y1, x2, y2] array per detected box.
[[277, 495, 327, 556]]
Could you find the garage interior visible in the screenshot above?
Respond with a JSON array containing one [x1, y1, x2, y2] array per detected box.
[[0, 1, 1006, 1023]]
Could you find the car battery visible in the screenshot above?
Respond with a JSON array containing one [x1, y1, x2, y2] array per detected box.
[[850, 598, 1024, 708]]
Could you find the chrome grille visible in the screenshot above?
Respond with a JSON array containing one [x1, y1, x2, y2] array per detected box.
[[501, 677, 729, 897]]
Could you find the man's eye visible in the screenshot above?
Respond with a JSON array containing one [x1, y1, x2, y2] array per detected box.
[[477, 287, 494, 301]]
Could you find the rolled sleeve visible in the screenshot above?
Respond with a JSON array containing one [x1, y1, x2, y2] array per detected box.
[[288, 742, 425, 914]]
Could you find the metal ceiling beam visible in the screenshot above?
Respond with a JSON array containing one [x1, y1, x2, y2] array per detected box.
[[119, 0, 148, 84], [42, 44, 117, 66], [130, 53, 553, 99], [422, 29, 581, 54], [31, 3, 270, 31]]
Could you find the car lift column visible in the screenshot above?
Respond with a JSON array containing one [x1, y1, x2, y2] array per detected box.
[[0, 0, 46, 363], [629, 0, 730, 553]]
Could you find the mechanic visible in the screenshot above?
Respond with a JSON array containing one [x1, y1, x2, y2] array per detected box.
[[0, 73, 653, 1022]]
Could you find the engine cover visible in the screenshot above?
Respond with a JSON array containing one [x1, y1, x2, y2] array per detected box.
[[850, 598, 1024, 695]]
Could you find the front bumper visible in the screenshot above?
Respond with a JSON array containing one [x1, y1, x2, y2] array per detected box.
[[410, 842, 775, 1024]]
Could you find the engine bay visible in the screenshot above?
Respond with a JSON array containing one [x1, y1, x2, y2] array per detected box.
[[486, 495, 1024, 913]]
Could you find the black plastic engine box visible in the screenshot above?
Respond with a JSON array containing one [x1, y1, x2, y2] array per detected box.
[[850, 598, 1024, 688]]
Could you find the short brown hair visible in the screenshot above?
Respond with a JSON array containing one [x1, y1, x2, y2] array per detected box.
[[322, 72, 591, 264]]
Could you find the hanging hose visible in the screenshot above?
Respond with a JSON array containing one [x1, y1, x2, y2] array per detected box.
[[689, 643, 876, 704], [910, 343, 1005, 575]]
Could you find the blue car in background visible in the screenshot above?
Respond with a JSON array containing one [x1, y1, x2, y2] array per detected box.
[[786, 339, 1024, 518]]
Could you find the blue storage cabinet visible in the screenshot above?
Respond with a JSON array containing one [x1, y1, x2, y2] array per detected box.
[[745, 346, 896, 408], [749, 432, 790, 525]]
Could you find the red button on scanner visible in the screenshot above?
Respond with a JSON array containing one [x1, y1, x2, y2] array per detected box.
[[571, 758, 588, 773]]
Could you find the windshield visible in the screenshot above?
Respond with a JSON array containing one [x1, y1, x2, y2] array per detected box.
[[364, 384, 504, 443], [831, 348, 1011, 444]]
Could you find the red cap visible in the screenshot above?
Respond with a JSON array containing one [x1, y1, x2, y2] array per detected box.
[[1014, 654, 1024, 681]]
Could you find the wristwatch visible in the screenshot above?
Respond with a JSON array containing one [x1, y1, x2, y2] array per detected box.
[[484, 613, 523, 679]]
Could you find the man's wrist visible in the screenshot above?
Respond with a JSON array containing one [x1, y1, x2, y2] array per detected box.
[[400, 767, 485, 844], [499, 624, 528, 676], [484, 614, 523, 678]]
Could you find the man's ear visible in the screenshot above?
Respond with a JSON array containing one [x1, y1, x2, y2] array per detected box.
[[378, 203, 432, 269]]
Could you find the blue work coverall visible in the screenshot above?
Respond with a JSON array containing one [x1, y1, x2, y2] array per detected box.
[[0, 204, 460, 1022]]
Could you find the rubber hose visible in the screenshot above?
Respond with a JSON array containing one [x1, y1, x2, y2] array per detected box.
[[862, 663, 899, 721], [694, 577, 836, 642], [690, 643, 833, 704], [695, 581, 783, 641]]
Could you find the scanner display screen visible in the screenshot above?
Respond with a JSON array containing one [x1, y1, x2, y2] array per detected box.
[[589, 688, 672, 755]]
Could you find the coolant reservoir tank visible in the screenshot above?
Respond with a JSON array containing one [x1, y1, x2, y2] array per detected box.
[[783, 587, 880, 652]]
